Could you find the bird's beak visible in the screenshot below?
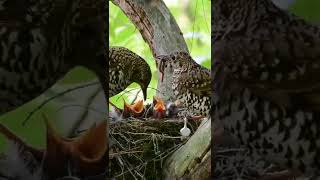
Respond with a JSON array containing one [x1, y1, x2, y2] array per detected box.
[[142, 87, 148, 100]]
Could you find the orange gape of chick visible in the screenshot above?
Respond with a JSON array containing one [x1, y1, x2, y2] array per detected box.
[[153, 96, 166, 119], [110, 96, 167, 119], [124, 100, 145, 117], [0, 117, 107, 179]]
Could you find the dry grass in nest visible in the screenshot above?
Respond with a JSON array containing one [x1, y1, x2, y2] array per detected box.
[[213, 146, 299, 180], [109, 117, 200, 179]]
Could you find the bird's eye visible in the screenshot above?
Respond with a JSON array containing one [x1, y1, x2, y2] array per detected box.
[[171, 55, 175, 60]]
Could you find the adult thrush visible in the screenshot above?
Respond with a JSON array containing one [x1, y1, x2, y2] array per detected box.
[[109, 46, 151, 100], [0, 1, 107, 115], [213, 0, 320, 177], [156, 52, 211, 116]]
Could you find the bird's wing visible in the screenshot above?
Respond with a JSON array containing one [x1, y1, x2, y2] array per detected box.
[[109, 46, 142, 68], [109, 47, 127, 70], [214, 32, 320, 110], [173, 65, 211, 98]]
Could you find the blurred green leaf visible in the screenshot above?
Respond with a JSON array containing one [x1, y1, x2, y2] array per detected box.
[[291, 0, 320, 22]]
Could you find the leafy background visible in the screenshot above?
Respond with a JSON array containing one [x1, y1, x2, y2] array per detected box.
[[291, 0, 320, 23], [0, 0, 318, 153]]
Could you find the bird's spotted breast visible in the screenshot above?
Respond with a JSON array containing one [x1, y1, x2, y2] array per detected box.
[[216, 87, 320, 174], [213, 0, 320, 177]]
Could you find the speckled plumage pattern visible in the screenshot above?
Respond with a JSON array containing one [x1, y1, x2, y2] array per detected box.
[[157, 52, 211, 116], [213, 0, 320, 177], [0, 0, 107, 115], [109, 46, 151, 99]]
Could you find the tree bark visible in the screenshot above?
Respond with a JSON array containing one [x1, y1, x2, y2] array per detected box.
[[270, 0, 296, 9]]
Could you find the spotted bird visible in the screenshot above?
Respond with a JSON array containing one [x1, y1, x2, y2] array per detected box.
[[156, 52, 211, 116], [109, 46, 151, 100], [213, 0, 320, 177]]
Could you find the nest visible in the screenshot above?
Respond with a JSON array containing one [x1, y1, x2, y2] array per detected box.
[[213, 147, 270, 180], [213, 143, 301, 180], [109, 117, 200, 179]]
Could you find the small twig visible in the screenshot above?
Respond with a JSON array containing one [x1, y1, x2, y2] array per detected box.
[[55, 104, 106, 115], [258, 170, 301, 180], [123, 132, 181, 139], [68, 86, 102, 137], [215, 148, 246, 154], [131, 89, 141, 104], [22, 81, 100, 126], [147, 86, 165, 96], [115, 88, 142, 102], [113, 143, 183, 178], [110, 150, 144, 156]]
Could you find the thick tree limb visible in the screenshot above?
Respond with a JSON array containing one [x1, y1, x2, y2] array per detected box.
[[163, 118, 211, 179]]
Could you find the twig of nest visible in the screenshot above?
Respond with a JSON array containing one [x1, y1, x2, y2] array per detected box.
[[109, 118, 200, 179], [213, 145, 300, 180]]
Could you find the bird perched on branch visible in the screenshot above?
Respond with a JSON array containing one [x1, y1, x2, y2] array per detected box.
[[0, 1, 107, 115], [213, 0, 320, 177], [156, 52, 211, 116], [109, 46, 152, 100]]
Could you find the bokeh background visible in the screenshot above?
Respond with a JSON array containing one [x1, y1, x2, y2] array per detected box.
[[0, 0, 319, 153], [290, 0, 320, 23]]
